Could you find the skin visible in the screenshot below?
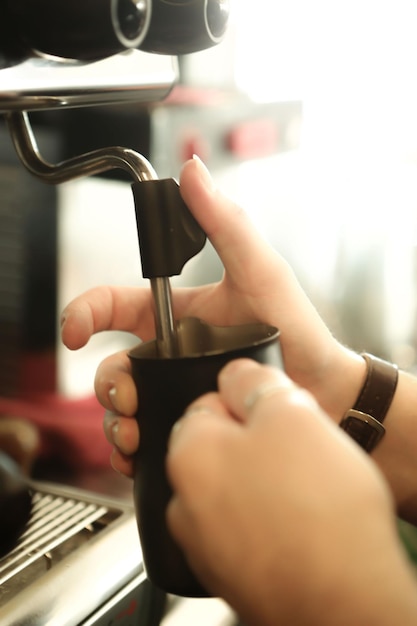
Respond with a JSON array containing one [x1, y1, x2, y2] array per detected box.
[[61, 157, 417, 623], [165, 359, 417, 626], [61, 156, 366, 469]]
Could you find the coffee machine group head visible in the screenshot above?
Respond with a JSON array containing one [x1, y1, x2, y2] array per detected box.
[[1, 0, 230, 62]]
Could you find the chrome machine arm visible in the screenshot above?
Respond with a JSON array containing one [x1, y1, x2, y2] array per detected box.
[[0, 1, 230, 357]]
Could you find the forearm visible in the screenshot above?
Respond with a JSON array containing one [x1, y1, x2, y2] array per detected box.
[[325, 349, 417, 524], [373, 369, 417, 523], [311, 345, 417, 524]]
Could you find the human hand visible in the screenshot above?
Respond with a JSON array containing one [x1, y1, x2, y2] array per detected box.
[[61, 156, 365, 475], [165, 359, 417, 626]]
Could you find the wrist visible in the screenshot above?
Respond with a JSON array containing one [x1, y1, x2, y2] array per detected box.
[[372, 370, 417, 522], [340, 353, 399, 452], [318, 346, 367, 424]]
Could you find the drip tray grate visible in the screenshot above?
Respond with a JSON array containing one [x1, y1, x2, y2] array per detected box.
[[0, 484, 135, 612], [0, 481, 144, 625]]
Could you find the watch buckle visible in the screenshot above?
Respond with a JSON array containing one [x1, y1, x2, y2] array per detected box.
[[340, 409, 386, 452]]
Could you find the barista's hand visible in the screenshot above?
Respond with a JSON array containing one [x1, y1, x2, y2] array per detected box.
[[61, 156, 364, 476], [166, 359, 417, 626]]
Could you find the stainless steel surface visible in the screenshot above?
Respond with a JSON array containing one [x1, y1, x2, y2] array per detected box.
[[6, 110, 178, 357], [161, 596, 236, 626], [80, 572, 151, 626], [0, 481, 145, 626], [151, 277, 178, 357], [6, 110, 158, 183], [0, 50, 177, 112]]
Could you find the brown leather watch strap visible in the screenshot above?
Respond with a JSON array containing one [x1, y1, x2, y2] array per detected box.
[[353, 353, 398, 423], [340, 353, 399, 452]]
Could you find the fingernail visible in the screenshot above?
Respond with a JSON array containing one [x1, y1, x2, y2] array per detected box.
[[112, 419, 120, 440], [171, 418, 184, 438], [168, 418, 185, 451], [244, 381, 290, 413], [192, 154, 215, 192], [108, 385, 123, 415], [103, 411, 120, 445], [183, 404, 213, 418], [110, 448, 121, 473]]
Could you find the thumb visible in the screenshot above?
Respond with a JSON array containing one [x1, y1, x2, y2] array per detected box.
[[179, 157, 281, 289]]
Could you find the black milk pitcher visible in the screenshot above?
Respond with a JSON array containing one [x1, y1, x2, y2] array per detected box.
[[130, 316, 282, 597]]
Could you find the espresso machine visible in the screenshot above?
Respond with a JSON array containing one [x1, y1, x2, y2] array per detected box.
[[0, 2, 232, 623]]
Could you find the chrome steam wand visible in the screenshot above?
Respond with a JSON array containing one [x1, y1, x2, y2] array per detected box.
[[6, 110, 178, 358]]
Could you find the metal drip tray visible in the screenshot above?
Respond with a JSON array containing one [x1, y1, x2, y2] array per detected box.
[[0, 482, 152, 626], [1, 488, 121, 603], [0, 50, 178, 112]]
